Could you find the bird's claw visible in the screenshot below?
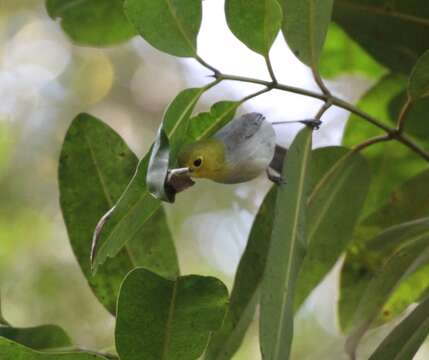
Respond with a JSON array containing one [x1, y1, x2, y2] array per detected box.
[[299, 119, 322, 130]]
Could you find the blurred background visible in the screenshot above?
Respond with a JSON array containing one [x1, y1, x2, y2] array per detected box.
[[0, 1, 427, 359]]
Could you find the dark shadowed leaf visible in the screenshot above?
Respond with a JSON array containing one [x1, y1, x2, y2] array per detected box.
[[205, 187, 277, 360], [319, 23, 386, 79], [279, 0, 334, 67], [333, 0, 429, 74], [0, 325, 70, 351], [124, 0, 202, 57], [224, 0, 282, 56], [345, 239, 429, 358], [46, 0, 135, 46], [59, 113, 178, 314], [340, 170, 429, 331], [0, 338, 108, 360], [369, 294, 429, 360], [409, 50, 429, 101], [260, 127, 312, 360], [115, 268, 228, 360], [294, 147, 370, 310], [91, 87, 207, 270], [342, 74, 427, 217]]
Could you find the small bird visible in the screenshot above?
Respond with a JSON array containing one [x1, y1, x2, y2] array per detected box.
[[177, 113, 290, 184]]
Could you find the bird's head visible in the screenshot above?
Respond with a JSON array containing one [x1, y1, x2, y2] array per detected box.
[[177, 139, 227, 180]]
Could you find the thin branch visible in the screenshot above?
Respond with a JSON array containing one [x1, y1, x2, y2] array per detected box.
[[397, 96, 413, 133], [352, 135, 392, 153], [204, 70, 429, 164], [239, 86, 273, 103], [265, 54, 278, 84]]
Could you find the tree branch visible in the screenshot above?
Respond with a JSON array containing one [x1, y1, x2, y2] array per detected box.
[[196, 65, 429, 163]]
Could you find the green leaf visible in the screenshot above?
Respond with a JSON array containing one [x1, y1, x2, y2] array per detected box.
[[0, 325, 70, 351], [224, 0, 282, 56], [319, 23, 386, 79], [46, 0, 135, 46], [260, 127, 313, 360], [0, 337, 108, 360], [340, 170, 429, 332], [59, 113, 179, 314], [205, 187, 277, 360], [333, 0, 429, 74], [147, 127, 172, 202], [369, 295, 429, 360], [342, 74, 427, 217], [124, 0, 202, 57], [409, 50, 429, 101], [92, 87, 206, 270], [345, 239, 429, 358], [92, 88, 241, 270], [279, 0, 334, 67], [185, 101, 240, 142], [115, 268, 228, 360], [294, 147, 371, 310]]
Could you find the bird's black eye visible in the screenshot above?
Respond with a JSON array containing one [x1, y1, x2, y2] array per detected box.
[[193, 158, 202, 167]]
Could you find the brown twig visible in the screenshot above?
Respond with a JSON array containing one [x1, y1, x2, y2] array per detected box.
[[397, 96, 413, 133], [194, 56, 429, 164]]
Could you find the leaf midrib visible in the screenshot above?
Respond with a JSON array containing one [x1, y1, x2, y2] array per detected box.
[[164, 0, 197, 55], [162, 279, 179, 360], [272, 132, 312, 360]]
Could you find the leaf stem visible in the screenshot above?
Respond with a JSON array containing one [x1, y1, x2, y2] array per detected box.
[[312, 66, 331, 98], [397, 96, 413, 133], [265, 54, 278, 84], [195, 55, 220, 76], [352, 135, 392, 153]]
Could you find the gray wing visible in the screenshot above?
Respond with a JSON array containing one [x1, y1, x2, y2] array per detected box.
[[213, 113, 276, 183], [214, 112, 265, 149]]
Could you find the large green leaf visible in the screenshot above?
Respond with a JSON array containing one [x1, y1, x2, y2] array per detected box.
[[224, 0, 282, 56], [369, 294, 429, 360], [333, 0, 429, 74], [260, 127, 312, 360], [343, 74, 427, 217], [0, 325, 70, 351], [294, 147, 370, 310], [345, 238, 429, 358], [124, 0, 202, 57], [279, 0, 334, 67], [0, 337, 108, 360], [46, 0, 135, 46], [92, 87, 207, 270], [319, 23, 386, 79], [340, 170, 429, 332], [59, 113, 179, 314], [409, 50, 429, 101], [92, 88, 240, 270], [205, 187, 277, 360], [115, 268, 228, 360]]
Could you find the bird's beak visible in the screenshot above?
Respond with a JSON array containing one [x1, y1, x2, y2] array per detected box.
[[168, 167, 191, 176]]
